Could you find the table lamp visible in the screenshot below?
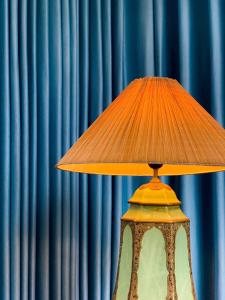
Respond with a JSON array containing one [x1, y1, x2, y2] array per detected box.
[[57, 77, 225, 300]]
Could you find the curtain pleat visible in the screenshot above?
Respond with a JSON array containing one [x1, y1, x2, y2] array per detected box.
[[0, 1, 10, 299], [27, 1, 37, 300], [9, 1, 21, 299], [49, 0, 62, 299], [36, 0, 50, 299], [19, 0, 29, 299], [61, 0, 71, 299], [0, 0, 225, 299]]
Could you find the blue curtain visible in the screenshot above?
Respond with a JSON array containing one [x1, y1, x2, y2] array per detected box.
[[0, 0, 225, 299]]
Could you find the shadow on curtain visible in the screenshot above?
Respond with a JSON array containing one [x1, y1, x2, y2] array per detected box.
[[0, 0, 224, 299]]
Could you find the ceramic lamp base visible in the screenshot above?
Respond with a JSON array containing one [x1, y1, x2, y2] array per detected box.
[[112, 178, 197, 300]]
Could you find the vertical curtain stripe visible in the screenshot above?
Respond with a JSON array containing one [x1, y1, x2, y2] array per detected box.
[[49, 0, 62, 299], [36, 0, 50, 299], [10, 0, 21, 299], [19, 0, 29, 299], [0, 1, 10, 300], [27, 1, 37, 299]]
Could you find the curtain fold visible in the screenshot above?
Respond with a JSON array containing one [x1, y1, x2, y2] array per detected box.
[[0, 0, 225, 299]]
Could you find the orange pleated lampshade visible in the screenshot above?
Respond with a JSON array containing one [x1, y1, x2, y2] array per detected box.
[[57, 77, 225, 176]]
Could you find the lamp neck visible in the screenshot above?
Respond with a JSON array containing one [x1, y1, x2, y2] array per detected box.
[[153, 168, 159, 178], [149, 163, 163, 179]]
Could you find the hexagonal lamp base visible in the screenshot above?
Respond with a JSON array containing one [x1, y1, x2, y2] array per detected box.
[[112, 178, 197, 300]]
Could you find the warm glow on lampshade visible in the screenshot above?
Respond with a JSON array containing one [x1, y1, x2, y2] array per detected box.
[[57, 77, 225, 176]]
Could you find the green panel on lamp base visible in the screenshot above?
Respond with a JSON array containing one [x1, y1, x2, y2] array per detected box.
[[116, 225, 133, 300], [138, 227, 168, 300], [175, 226, 194, 300]]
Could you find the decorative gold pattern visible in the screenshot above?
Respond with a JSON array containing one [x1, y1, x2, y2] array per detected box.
[[184, 223, 197, 300], [113, 221, 197, 300], [112, 222, 127, 300], [160, 223, 178, 300], [128, 223, 145, 299]]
